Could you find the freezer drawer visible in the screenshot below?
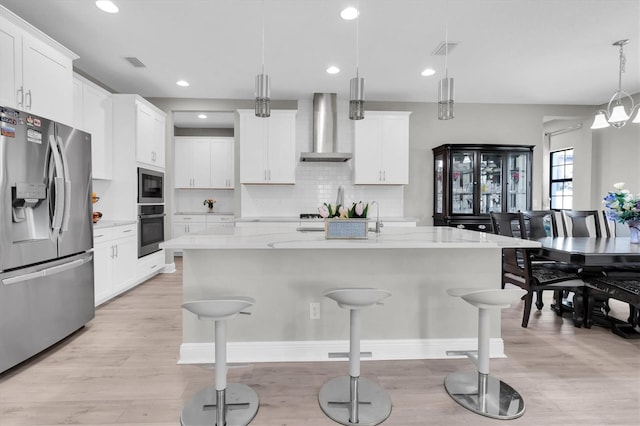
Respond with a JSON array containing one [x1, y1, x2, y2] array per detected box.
[[0, 252, 95, 373]]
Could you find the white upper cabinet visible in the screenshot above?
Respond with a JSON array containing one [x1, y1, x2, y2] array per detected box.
[[136, 101, 166, 168], [175, 136, 234, 189], [174, 137, 212, 188], [112, 94, 166, 171], [354, 111, 411, 185], [0, 6, 77, 125], [210, 137, 234, 189], [237, 109, 297, 184], [73, 74, 113, 180]]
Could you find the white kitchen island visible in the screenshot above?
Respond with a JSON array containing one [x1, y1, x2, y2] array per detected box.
[[161, 226, 540, 364]]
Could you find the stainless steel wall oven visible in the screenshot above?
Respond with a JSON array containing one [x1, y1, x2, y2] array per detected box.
[[138, 204, 165, 258]]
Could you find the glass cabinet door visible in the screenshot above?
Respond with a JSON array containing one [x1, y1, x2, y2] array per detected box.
[[507, 152, 529, 212], [451, 152, 474, 214], [480, 152, 503, 214], [435, 153, 444, 214]]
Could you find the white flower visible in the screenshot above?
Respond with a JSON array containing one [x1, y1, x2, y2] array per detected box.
[[613, 182, 625, 190], [338, 206, 349, 218], [318, 205, 330, 218], [355, 202, 365, 216]]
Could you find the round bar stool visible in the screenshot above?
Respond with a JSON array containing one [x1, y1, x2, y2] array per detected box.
[[444, 288, 526, 420], [181, 297, 259, 426], [319, 288, 392, 426]]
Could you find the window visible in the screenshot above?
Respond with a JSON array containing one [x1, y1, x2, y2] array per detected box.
[[550, 148, 573, 210]]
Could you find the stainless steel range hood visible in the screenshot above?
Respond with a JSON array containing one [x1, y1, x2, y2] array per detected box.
[[300, 93, 352, 162]]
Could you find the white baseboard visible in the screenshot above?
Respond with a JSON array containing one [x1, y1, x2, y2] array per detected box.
[[178, 338, 505, 364], [162, 262, 176, 273]]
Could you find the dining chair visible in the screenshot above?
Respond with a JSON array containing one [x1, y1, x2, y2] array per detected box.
[[490, 212, 587, 328], [561, 210, 603, 237], [521, 210, 559, 238], [601, 210, 631, 238]]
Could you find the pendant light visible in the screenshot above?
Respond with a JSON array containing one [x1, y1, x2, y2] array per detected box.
[[349, 3, 365, 120], [438, 1, 454, 120], [255, 0, 270, 118], [591, 39, 640, 129]]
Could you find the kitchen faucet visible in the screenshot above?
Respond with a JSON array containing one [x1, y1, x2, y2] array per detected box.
[[370, 201, 382, 233], [336, 185, 344, 207]]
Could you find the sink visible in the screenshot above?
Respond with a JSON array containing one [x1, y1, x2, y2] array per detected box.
[[296, 227, 324, 232]]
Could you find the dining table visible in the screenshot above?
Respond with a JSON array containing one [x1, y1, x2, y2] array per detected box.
[[535, 237, 640, 337]]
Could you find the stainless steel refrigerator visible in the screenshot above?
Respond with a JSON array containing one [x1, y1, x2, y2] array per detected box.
[[0, 106, 95, 373]]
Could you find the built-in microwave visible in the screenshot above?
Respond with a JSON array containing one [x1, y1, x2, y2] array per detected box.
[[137, 167, 164, 204]]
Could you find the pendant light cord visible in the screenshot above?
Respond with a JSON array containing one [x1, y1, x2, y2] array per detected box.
[[444, 0, 449, 79], [261, 0, 265, 74], [356, 0, 360, 78], [617, 43, 626, 104]]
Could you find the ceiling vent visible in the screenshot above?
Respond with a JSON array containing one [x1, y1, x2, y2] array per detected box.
[[432, 42, 458, 56], [124, 57, 146, 68]]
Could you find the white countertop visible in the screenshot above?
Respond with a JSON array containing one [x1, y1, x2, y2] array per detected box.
[[235, 216, 418, 223], [161, 225, 541, 250], [94, 219, 137, 229]]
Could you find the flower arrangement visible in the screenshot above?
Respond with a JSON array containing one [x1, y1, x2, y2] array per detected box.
[[511, 170, 520, 182], [318, 202, 368, 219], [203, 198, 216, 210], [603, 183, 640, 223]]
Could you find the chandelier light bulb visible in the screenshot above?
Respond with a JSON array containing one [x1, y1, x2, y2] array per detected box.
[[608, 104, 630, 124], [590, 112, 610, 129]]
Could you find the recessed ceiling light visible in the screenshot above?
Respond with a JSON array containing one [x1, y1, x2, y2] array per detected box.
[[176, 80, 189, 87], [340, 7, 359, 20], [197, 114, 207, 119], [421, 68, 436, 77], [95, 1, 119, 13], [326, 66, 340, 74]]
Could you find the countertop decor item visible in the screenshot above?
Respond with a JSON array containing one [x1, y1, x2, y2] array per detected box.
[[92, 211, 103, 223], [318, 202, 368, 219], [92, 192, 100, 204], [203, 198, 216, 213], [603, 182, 640, 243]]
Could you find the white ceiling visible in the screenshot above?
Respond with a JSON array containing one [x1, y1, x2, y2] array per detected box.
[[3, 1, 639, 117]]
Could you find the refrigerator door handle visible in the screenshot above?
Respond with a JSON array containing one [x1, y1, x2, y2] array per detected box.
[[2, 255, 91, 286], [56, 135, 72, 232], [48, 135, 66, 234]]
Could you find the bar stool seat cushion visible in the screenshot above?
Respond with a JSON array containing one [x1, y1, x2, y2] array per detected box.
[[323, 288, 391, 309], [182, 297, 256, 320], [447, 288, 526, 309]]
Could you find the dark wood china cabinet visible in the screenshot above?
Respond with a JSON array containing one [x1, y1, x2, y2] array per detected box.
[[433, 144, 534, 231]]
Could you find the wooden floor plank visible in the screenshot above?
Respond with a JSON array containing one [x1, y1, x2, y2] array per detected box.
[[1, 258, 639, 425]]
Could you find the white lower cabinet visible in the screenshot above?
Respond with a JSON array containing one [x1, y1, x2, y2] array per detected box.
[[173, 215, 207, 237], [92, 224, 137, 306], [137, 250, 166, 281]]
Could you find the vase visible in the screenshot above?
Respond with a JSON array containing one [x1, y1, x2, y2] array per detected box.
[[629, 221, 640, 244], [207, 206, 214, 213]]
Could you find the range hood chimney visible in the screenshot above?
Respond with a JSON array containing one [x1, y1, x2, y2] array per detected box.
[[300, 93, 352, 162]]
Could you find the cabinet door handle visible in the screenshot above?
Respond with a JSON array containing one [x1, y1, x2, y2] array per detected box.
[[25, 90, 32, 110], [268, 170, 271, 181], [115, 244, 119, 258], [264, 170, 267, 181], [110, 245, 115, 258], [16, 86, 23, 108], [122, 229, 132, 233], [383, 170, 386, 181]]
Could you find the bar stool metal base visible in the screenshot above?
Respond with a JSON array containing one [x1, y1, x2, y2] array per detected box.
[[181, 383, 259, 426], [319, 376, 392, 425], [444, 371, 525, 420]]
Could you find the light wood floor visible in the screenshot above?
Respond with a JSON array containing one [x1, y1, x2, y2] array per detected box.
[[1, 258, 639, 426]]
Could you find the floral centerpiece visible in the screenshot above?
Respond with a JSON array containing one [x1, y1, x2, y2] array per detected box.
[[318, 202, 369, 239], [203, 198, 216, 212], [318, 202, 368, 219], [603, 182, 640, 243]]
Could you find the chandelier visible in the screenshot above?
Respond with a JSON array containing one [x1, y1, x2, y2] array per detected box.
[[591, 39, 640, 129], [438, 1, 454, 120], [348, 3, 365, 120]]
